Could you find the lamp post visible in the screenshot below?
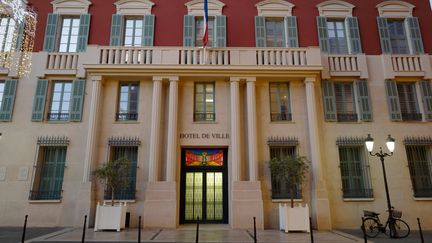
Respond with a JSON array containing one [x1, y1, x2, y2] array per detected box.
[[365, 134, 395, 222]]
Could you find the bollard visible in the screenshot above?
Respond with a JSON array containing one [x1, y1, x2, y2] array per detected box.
[[138, 216, 142, 243], [21, 215, 28, 243], [309, 217, 314, 243], [417, 218, 424, 243], [81, 215, 87, 243], [195, 216, 200, 243], [253, 217, 257, 243], [361, 217, 367, 243]]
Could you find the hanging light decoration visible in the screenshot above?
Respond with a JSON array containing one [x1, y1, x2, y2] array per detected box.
[[0, 0, 37, 78]]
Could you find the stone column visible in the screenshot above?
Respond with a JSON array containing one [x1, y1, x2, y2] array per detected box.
[[304, 77, 332, 230], [148, 77, 163, 182], [144, 76, 176, 228], [76, 75, 102, 226], [166, 77, 179, 182], [230, 77, 241, 181], [230, 77, 263, 229], [246, 78, 258, 181]]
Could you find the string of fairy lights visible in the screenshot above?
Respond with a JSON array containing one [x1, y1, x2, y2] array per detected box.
[[0, 0, 37, 78]]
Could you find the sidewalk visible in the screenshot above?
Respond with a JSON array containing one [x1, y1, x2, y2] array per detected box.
[[16, 226, 364, 243]]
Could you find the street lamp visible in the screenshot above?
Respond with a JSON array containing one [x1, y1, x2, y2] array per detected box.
[[365, 134, 395, 221]]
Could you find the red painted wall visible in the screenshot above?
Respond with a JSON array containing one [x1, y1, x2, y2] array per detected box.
[[28, 0, 432, 54]]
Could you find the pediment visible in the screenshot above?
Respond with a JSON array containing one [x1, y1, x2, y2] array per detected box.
[[51, 0, 91, 14], [185, 0, 225, 16], [255, 0, 295, 17], [376, 0, 414, 18], [114, 0, 155, 15], [316, 0, 355, 18]]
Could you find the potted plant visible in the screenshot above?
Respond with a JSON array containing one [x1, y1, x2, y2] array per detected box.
[[268, 155, 310, 232], [93, 157, 131, 231]]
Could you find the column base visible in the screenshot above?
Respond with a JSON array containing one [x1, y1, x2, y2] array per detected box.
[[231, 181, 264, 229], [143, 181, 177, 228], [315, 197, 332, 230], [73, 182, 93, 226]]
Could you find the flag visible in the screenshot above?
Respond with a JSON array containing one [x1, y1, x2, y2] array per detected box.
[[203, 0, 209, 47]]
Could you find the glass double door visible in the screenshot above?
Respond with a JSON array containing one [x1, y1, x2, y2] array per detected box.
[[183, 172, 224, 223]]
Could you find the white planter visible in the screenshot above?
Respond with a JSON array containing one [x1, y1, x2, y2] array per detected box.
[[94, 202, 127, 231], [279, 203, 310, 232]]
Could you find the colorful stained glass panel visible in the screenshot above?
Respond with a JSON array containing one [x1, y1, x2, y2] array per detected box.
[[185, 149, 224, 166]]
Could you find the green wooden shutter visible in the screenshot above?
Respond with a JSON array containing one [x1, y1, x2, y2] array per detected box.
[[0, 80, 18, 121], [254, 16, 266, 47], [16, 22, 24, 50], [76, 14, 91, 52], [69, 79, 85, 122], [385, 80, 402, 121], [355, 80, 372, 121], [317, 16, 329, 53], [110, 14, 124, 46], [377, 17, 391, 54], [43, 13, 59, 52], [345, 17, 362, 54], [142, 15, 155, 46], [323, 80, 337, 121], [183, 15, 195, 47], [31, 80, 48, 122], [419, 80, 432, 121], [215, 15, 226, 48], [405, 17, 424, 54], [39, 147, 66, 200], [284, 16, 298, 48]]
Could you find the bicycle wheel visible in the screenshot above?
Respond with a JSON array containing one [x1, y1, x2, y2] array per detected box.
[[362, 218, 380, 238], [390, 219, 410, 238]]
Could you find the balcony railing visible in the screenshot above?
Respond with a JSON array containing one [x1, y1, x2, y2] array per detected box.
[[29, 190, 62, 200], [47, 112, 70, 121], [116, 112, 138, 121], [328, 55, 359, 72], [337, 113, 358, 122], [46, 53, 79, 70], [270, 112, 292, 121], [391, 55, 422, 72], [401, 112, 422, 121], [194, 112, 215, 122]]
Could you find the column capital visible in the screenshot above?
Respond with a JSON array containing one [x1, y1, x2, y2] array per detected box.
[[152, 76, 164, 82], [246, 77, 256, 82], [230, 77, 241, 83], [90, 75, 102, 82], [153, 76, 179, 82], [304, 77, 317, 84], [168, 76, 179, 82]]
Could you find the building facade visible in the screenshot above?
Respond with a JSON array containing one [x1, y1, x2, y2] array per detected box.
[[0, 0, 431, 230]]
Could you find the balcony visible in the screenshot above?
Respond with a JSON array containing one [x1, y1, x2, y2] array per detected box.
[[381, 54, 432, 79], [45, 52, 79, 75], [322, 53, 368, 79]]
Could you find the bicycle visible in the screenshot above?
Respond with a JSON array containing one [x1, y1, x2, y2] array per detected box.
[[362, 208, 410, 238]]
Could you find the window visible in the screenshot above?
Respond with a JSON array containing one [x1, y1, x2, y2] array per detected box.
[[0, 81, 4, 109], [385, 80, 432, 122], [334, 82, 356, 122], [31, 79, 85, 122], [105, 146, 138, 200], [58, 17, 80, 52], [338, 146, 373, 198], [323, 80, 372, 122], [195, 16, 215, 47], [194, 83, 215, 122], [254, 16, 298, 48], [0, 15, 16, 52], [117, 82, 139, 121], [327, 20, 348, 54], [269, 146, 301, 199], [376, 1, 424, 54], [406, 146, 432, 197], [124, 18, 143, 47], [269, 82, 291, 121], [30, 146, 67, 200], [265, 18, 284, 47], [48, 81, 72, 121]]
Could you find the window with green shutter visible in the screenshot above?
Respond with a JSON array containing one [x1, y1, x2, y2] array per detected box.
[[30, 146, 67, 200], [0, 80, 18, 122], [105, 146, 138, 200], [405, 145, 432, 197], [254, 16, 298, 48], [338, 145, 373, 198], [317, 16, 362, 54]]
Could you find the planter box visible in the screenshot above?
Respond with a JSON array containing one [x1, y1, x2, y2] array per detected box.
[[279, 203, 310, 232], [94, 202, 127, 231]]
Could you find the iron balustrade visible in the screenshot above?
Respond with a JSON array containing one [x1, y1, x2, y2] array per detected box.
[[337, 113, 358, 122], [116, 112, 138, 121], [29, 190, 62, 200], [47, 112, 69, 121], [401, 113, 422, 121], [104, 188, 136, 200], [194, 112, 215, 122], [270, 112, 292, 121]]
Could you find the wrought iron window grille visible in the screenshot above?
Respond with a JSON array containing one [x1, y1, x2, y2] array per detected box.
[[267, 136, 298, 146], [37, 136, 70, 146]]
